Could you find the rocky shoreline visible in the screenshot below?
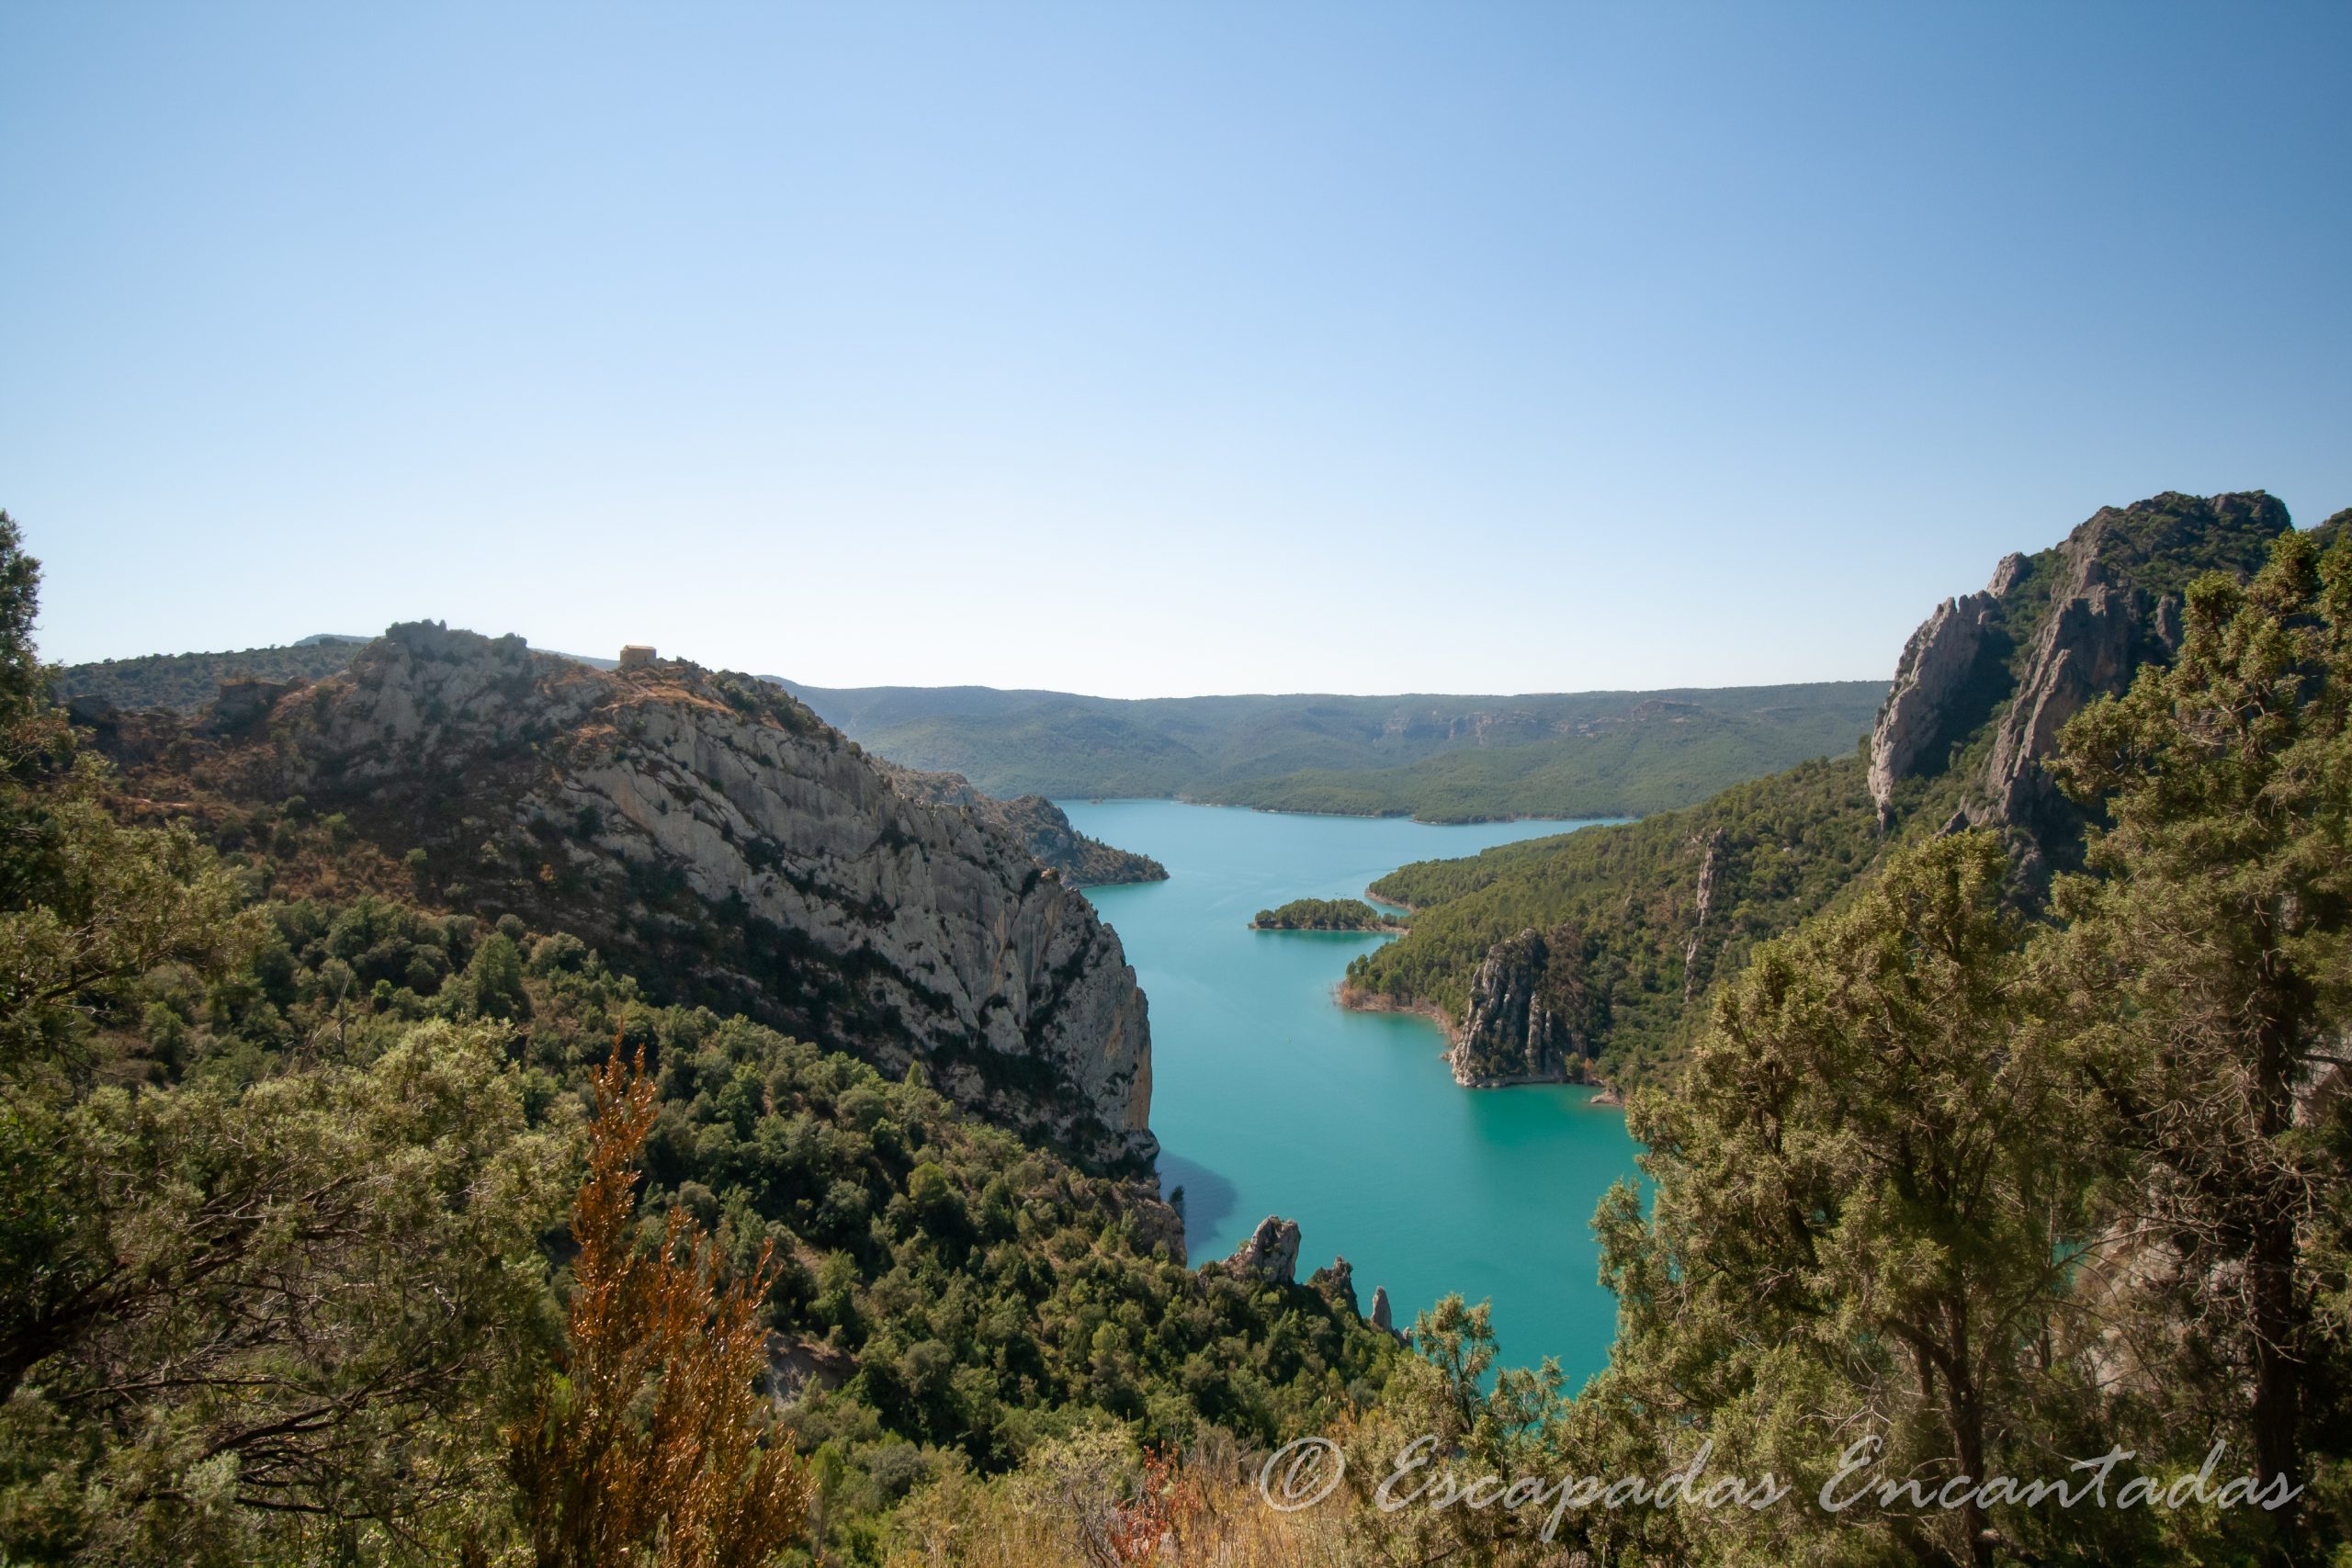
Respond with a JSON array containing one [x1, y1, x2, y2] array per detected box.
[[1337, 978, 1624, 1103]]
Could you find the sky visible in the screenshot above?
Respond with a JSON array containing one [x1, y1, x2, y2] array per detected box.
[[3, 4, 2347, 699]]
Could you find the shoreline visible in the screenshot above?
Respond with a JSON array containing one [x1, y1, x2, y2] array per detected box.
[[1335, 981, 1458, 1043], [1068, 794, 1634, 829]]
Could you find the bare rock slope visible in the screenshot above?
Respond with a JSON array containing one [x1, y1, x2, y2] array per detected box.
[[265, 623, 1157, 1168], [1869, 490, 2289, 876], [873, 762, 1167, 886]]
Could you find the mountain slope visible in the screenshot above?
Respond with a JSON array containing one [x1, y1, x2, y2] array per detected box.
[[94, 623, 1159, 1168], [55, 637, 367, 710], [1347, 491, 2309, 1090], [779, 681, 1888, 821]]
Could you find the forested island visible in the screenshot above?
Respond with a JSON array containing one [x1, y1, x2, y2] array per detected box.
[[1250, 897, 1404, 931]]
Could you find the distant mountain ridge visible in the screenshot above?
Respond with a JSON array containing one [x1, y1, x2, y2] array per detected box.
[[775, 680, 1889, 823]]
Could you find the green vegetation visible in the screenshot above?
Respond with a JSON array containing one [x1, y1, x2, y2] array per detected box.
[[783, 680, 1886, 822], [1555, 530, 2352, 1564], [54, 637, 364, 711], [18, 500, 2352, 1563], [0, 519, 1396, 1565], [1249, 897, 1402, 931]]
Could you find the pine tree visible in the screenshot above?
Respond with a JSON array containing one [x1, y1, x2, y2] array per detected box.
[[2048, 526, 2352, 1533]]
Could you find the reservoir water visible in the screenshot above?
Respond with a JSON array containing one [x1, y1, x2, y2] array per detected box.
[[1061, 799, 1640, 1384]]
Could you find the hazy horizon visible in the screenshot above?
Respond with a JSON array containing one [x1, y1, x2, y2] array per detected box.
[[6, 4, 2347, 698]]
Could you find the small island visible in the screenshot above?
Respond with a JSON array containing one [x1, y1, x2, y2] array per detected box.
[[1250, 897, 1406, 931]]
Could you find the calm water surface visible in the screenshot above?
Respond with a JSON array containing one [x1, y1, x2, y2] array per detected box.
[[1062, 800, 1640, 1383]]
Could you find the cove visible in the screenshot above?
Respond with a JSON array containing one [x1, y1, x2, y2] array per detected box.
[[1062, 799, 1641, 1385]]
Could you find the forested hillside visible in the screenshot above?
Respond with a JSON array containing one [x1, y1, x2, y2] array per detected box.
[[0, 517, 1399, 1564], [1354, 750, 1886, 1086]]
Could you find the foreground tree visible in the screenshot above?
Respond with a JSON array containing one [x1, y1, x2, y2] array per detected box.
[[1595, 832, 2109, 1566], [0, 518, 570, 1563], [507, 1045, 811, 1567], [1, 1025, 570, 1562], [2048, 526, 2352, 1543]]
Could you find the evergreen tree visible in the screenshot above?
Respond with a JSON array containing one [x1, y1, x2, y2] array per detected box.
[[2047, 526, 2352, 1542], [1596, 833, 2106, 1566]]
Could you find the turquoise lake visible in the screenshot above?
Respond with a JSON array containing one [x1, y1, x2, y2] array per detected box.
[[1061, 799, 1640, 1385]]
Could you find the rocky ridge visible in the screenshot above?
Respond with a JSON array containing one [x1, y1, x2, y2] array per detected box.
[[873, 761, 1167, 886], [1868, 491, 2288, 880], [166, 623, 1160, 1168]]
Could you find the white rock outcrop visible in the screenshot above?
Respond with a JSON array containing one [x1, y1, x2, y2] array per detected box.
[[273, 623, 1157, 1168]]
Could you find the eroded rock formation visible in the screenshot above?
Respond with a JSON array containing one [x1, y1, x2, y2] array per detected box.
[[1307, 1255, 1360, 1316], [1867, 492, 2291, 876], [241, 622, 1158, 1168], [1450, 925, 1604, 1086], [1682, 827, 1728, 1000], [1867, 589, 2000, 825], [1224, 1216, 1302, 1285]]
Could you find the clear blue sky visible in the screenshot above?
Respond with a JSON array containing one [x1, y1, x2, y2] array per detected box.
[[4, 4, 2346, 697]]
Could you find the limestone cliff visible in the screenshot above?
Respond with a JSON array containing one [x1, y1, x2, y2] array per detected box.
[[873, 762, 1167, 886], [1449, 925, 1605, 1086], [253, 623, 1157, 1168], [1866, 588, 2001, 825], [1868, 491, 2291, 876]]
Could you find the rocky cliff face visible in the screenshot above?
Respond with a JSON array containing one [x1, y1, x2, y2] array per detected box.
[[1867, 491, 2291, 876], [1306, 1255, 1360, 1316], [1681, 827, 1727, 1001], [1450, 924, 1605, 1086], [1221, 1216, 1302, 1285], [874, 763, 1167, 886], [1866, 589, 2001, 825], [254, 623, 1157, 1168]]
